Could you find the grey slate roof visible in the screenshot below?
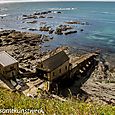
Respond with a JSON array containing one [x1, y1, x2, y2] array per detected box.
[[41, 51, 69, 72], [0, 51, 18, 67]]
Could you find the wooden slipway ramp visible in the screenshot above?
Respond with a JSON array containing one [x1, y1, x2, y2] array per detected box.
[[69, 53, 98, 79]]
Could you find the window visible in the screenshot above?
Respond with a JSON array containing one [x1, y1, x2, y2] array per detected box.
[[53, 72, 55, 76], [10, 66, 14, 70], [41, 64, 43, 68], [59, 69, 61, 73], [65, 66, 67, 70]]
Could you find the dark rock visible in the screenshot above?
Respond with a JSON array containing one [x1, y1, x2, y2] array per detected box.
[[47, 11, 52, 13], [34, 12, 41, 15], [64, 30, 77, 35], [34, 11, 52, 15], [30, 42, 37, 46], [27, 20, 37, 24], [42, 35, 51, 42], [19, 67, 27, 73], [28, 28, 38, 31], [39, 26, 51, 31], [7, 32, 22, 39], [0, 30, 15, 37], [80, 29, 84, 32], [40, 22, 46, 25], [49, 29, 54, 34], [65, 21, 81, 24], [23, 14, 28, 17], [0, 39, 2, 43], [57, 11, 61, 14], [0, 39, 3, 46], [55, 28, 63, 35], [47, 16, 53, 18], [39, 15, 46, 18], [23, 15, 38, 19], [58, 25, 73, 31]]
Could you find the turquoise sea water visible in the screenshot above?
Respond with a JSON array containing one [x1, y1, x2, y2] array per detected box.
[[0, 2, 115, 53]]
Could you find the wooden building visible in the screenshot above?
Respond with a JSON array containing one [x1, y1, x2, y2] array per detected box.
[[0, 51, 19, 79], [36, 51, 70, 81]]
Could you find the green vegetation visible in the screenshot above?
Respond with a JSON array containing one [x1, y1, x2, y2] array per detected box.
[[0, 87, 115, 115]]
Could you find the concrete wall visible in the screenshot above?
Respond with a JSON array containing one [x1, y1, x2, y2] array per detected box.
[[0, 64, 3, 74], [48, 61, 69, 81]]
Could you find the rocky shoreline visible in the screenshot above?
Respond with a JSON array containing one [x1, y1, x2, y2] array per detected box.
[[0, 30, 53, 72], [0, 10, 115, 105]]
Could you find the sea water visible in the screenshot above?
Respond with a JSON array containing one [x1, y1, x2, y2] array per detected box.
[[0, 2, 115, 53]]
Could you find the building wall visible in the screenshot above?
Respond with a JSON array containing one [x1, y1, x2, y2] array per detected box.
[[0, 64, 3, 74], [1, 63, 19, 79], [49, 60, 69, 81]]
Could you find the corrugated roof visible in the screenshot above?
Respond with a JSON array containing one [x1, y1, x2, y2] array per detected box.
[[0, 51, 18, 67], [41, 51, 69, 71]]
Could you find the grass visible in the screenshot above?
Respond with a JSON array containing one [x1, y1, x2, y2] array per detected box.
[[0, 87, 115, 115]]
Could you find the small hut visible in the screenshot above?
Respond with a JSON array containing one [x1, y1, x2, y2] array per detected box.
[[0, 51, 19, 79]]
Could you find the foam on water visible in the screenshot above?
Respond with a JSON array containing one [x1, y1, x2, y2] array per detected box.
[[49, 7, 78, 11], [0, 14, 9, 17]]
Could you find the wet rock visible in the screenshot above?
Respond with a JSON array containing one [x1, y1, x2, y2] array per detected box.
[[34, 12, 41, 15], [19, 67, 27, 73], [58, 25, 73, 31], [80, 29, 84, 32], [65, 21, 81, 24], [49, 29, 54, 34], [57, 11, 61, 14], [40, 21, 46, 25], [27, 20, 37, 24], [42, 35, 50, 41], [23, 32, 42, 39], [41, 11, 52, 15], [39, 15, 46, 18], [64, 30, 77, 35], [23, 15, 38, 19], [54, 25, 74, 35], [8, 32, 22, 39], [81, 22, 89, 25], [29, 42, 37, 46], [0, 30, 15, 37], [28, 28, 38, 31], [55, 28, 63, 35], [34, 11, 52, 15], [39, 26, 51, 31], [47, 16, 53, 18], [22, 27, 27, 30]]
